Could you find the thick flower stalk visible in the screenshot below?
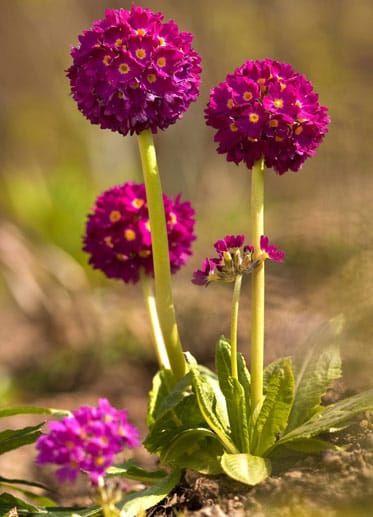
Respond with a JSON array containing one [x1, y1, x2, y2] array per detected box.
[[84, 181, 195, 372], [206, 58, 328, 409], [36, 399, 139, 485], [67, 5, 201, 136], [68, 5, 201, 382], [205, 59, 330, 174]]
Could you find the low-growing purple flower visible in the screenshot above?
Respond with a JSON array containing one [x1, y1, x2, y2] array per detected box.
[[83, 182, 196, 284], [205, 59, 330, 174], [67, 5, 201, 136], [192, 234, 284, 286], [36, 399, 140, 484]]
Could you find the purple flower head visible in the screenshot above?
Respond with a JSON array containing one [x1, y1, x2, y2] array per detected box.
[[192, 234, 284, 286], [67, 5, 201, 136], [205, 59, 330, 174], [83, 182, 196, 284], [36, 399, 140, 485]]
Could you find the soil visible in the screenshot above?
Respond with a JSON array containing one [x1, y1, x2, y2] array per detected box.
[[147, 423, 373, 517]]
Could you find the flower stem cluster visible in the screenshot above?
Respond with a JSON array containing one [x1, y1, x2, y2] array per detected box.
[[36, 399, 139, 484], [192, 234, 284, 287]]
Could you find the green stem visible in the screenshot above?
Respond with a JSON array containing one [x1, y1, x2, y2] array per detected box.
[[230, 274, 243, 380], [250, 157, 265, 412], [137, 129, 187, 381], [140, 270, 170, 370]]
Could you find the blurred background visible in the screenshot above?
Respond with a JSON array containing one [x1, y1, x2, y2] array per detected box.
[[0, 0, 372, 490]]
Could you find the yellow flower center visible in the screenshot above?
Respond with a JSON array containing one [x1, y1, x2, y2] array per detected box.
[[102, 55, 111, 66], [229, 122, 238, 132], [136, 29, 146, 36], [104, 236, 114, 248], [227, 98, 234, 109], [109, 210, 121, 222], [243, 91, 253, 102], [158, 36, 166, 46], [269, 119, 279, 128], [136, 48, 146, 59], [115, 38, 123, 47], [124, 229, 136, 241], [169, 212, 177, 225], [273, 98, 284, 108], [157, 56, 166, 68], [275, 136, 284, 142], [132, 198, 144, 209], [118, 63, 130, 75], [139, 249, 151, 258], [249, 113, 259, 123], [295, 126, 303, 135], [147, 73, 157, 83]]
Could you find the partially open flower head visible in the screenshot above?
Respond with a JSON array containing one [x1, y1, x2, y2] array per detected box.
[[205, 59, 330, 174], [67, 5, 201, 136], [36, 399, 140, 484], [84, 182, 196, 284], [192, 234, 284, 286]]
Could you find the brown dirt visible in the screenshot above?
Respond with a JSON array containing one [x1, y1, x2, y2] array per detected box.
[[147, 422, 373, 517]]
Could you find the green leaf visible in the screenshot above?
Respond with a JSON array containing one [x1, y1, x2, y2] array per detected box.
[[0, 482, 56, 507], [0, 407, 70, 419], [286, 316, 343, 432], [215, 337, 251, 452], [252, 358, 294, 456], [0, 424, 43, 455], [191, 367, 237, 454], [216, 336, 251, 411], [106, 460, 166, 483], [160, 428, 223, 474], [0, 492, 41, 514], [221, 453, 271, 486], [276, 388, 373, 448], [121, 469, 181, 517], [0, 476, 47, 490], [144, 386, 206, 456], [147, 368, 175, 428]]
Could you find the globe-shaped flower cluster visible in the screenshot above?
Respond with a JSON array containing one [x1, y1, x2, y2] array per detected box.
[[205, 59, 330, 174], [36, 399, 139, 484], [67, 5, 201, 136], [84, 182, 196, 284]]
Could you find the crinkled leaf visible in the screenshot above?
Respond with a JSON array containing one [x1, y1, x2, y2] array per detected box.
[[160, 427, 223, 474], [0, 424, 43, 455], [106, 459, 166, 483], [121, 469, 181, 517], [144, 386, 206, 456], [221, 453, 271, 486], [147, 368, 175, 427], [215, 338, 250, 452], [276, 388, 373, 448], [286, 316, 343, 432], [252, 358, 294, 456], [191, 367, 237, 453]]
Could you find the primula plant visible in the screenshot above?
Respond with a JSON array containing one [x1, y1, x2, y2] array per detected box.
[[1, 4, 373, 517]]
